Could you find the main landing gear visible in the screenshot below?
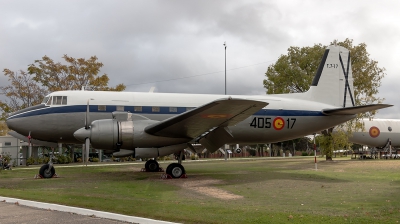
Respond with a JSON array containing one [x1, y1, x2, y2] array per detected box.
[[165, 163, 185, 178], [165, 149, 186, 179], [144, 159, 161, 172], [144, 150, 187, 179]]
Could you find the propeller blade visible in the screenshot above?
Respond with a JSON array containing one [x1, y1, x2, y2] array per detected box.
[[85, 138, 90, 166], [85, 100, 90, 129], [28, 131, 31, 141]]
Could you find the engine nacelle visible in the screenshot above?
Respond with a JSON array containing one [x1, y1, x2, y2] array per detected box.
[[73, 116, 190, 151]]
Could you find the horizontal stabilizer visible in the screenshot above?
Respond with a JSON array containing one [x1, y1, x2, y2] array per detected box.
[[322, 104, 392, 115], [8, 131, 58, 147], [145, 98, 267, 139]]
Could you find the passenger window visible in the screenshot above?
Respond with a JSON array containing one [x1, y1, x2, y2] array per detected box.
[[98, 105, 106, 111], [116, 106, 124, 111], [62, 96, 67, 105], [134, 106, 142, 112], [152, 107, 160, 112], [169, 107, 177, 112]]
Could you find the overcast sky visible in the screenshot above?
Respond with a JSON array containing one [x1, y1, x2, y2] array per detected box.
[[1, 0, 399, 118]]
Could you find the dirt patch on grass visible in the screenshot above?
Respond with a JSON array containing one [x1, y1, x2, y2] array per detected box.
[[166, 178, 243, 200]]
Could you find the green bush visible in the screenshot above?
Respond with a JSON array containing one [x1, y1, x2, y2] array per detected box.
[[92, 158, 99, 162], [1, 152, 12, 164], [157, 156, 169, 161], [55, 155, 71, 164], [27, 157, 35, 165], [301, 152, 309, 156], [190, 154, 198, 160], [37, 157, 44, 164]]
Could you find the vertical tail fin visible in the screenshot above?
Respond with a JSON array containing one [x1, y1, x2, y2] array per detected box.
[[307, 45, 355, 107]]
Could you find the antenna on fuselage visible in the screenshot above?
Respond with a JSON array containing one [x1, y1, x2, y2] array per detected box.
[[149, 87, 156, 93]]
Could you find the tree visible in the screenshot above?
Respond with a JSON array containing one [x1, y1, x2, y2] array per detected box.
[[0, 69, 47, 120], [28, 55, 125, 92], [264, 39, 386, 160], [0, 55, 126, 122]]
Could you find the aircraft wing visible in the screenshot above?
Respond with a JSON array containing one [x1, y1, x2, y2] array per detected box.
[[145, 98, 268, 138], [322, 104, 392, 115]]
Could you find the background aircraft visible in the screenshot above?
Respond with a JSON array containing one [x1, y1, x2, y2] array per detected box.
[[6, 45, 391, 178], [349, 119, 400, 148]]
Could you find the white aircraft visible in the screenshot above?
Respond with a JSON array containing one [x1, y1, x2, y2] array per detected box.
[[348, 119, 400, 147], [6, 45, 391, 178]]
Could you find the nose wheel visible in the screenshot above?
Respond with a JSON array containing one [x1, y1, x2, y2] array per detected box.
[[39, 164, 56, 178]]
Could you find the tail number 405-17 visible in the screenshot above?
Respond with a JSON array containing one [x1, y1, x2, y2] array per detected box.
[[250, 117, 296, 130]]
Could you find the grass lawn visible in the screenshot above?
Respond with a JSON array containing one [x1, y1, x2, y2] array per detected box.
[[0, 157, 399, 223]]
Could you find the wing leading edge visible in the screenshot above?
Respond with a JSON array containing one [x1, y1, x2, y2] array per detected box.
[[145, 98, 268, 139]]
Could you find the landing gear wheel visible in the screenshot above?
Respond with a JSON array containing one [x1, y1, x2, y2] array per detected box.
[[145, 160, 159, 172], [39, 164, 55, 178], [166, 163, 185, 178]]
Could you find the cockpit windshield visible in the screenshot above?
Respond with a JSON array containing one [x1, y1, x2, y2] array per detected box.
[[41, 96, 49, 104]]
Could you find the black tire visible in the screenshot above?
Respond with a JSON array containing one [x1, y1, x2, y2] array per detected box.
[[39, 164, 55, 178], [166, 163, 185, 178], [145, 160, 159, 172]]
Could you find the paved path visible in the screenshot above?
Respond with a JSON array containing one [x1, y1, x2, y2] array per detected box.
[[0, 202, 125, 224], [0, 197, 178, 224]]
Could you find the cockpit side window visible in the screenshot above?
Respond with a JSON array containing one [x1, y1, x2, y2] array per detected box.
[[57, 96, 63, 104], [49, 96, 67, 105], [62, 96, 67, 105]]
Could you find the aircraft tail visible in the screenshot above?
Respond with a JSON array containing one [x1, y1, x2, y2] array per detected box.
[[306, 45, 355, 107]]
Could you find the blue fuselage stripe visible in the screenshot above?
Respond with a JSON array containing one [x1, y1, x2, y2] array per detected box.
[[7, 105, 325, 120]]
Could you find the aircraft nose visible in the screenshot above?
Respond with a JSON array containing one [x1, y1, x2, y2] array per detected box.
[[73, 128, 91, 142], [5, 118, 13, 130], [5, 117, 20, 133]]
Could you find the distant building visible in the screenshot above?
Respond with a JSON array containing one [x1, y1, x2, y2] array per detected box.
[[0, 135, 28, 166]]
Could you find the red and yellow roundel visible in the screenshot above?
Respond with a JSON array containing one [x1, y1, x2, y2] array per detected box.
[[273, 117, 285, 131], [201, 114, 231, 119], [369, 126, 380, 138]]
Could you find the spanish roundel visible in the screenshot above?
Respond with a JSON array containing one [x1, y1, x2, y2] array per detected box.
[[273, 117, 285, 131], [369, 126, 380, 138]]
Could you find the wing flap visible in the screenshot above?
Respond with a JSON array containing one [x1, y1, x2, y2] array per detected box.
[[322, 104, 392, 115], [145, 98, 268, 138]]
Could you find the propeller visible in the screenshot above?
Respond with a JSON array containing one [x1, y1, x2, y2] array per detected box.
[[85, 138, 90, 166], [84, 100, 90, 165], [27, 131, 32, 147], [85, 100, 90, 129], [73, 99, 93, 166]]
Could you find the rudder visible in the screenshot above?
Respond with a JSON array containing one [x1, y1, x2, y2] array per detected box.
[[306, 45, 355, 108]]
